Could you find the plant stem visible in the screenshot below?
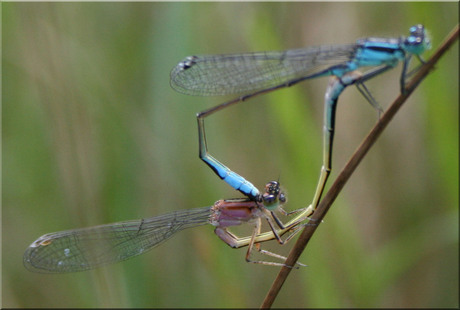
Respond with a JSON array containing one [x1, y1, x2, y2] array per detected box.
[[261, 23, 459, 309]]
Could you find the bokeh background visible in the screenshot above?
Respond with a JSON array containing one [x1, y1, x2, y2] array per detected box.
[[3, 2, 458, 308]]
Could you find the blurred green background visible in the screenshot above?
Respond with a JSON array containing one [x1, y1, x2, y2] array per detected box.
[[3, 2, 458, 308]]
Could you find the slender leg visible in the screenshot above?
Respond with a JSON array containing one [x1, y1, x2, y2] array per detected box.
[[215, 205, 314, 248], [400, 55, 412, 94], [401, 54, 428, 93], [245, 217, 261, 262], [211, 200, 308, 267], [215, 220, 306, 268]]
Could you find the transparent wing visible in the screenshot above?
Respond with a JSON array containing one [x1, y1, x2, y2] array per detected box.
[[24, 207, 211, 273], [170, 44, 357, 96]]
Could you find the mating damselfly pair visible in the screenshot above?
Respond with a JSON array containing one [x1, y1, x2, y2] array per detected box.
[[24, 25, 430, 273]]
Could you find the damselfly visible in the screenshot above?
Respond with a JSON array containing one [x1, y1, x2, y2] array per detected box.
[[170, 25, 430, 228], [24, 181, 307, 273]]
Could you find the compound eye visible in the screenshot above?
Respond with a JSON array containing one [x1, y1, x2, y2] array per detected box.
[[279, 193, 286, 203], [410, 24, 423, 35], [406, 25, 426, 46], [265, 181, 280, 195], [263, 193, 276, 203]]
